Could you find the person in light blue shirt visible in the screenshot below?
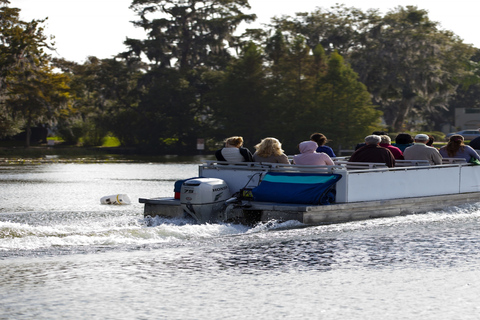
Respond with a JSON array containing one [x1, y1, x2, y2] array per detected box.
[[439, 135, 480, 162], [310, 133, 336, 158]]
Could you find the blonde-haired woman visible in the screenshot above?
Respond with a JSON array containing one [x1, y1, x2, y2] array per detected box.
[[215, 136, 253, 162], [253, 137, 290, 164]]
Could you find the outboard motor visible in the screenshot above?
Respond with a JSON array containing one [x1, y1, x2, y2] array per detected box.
[[180, 178, 231, 223]]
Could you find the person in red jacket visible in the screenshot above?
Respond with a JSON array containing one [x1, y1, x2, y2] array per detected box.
[[379, 135, 404, 160]]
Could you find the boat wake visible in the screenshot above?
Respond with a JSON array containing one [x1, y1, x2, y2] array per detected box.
[[1, 202, 479, 257]]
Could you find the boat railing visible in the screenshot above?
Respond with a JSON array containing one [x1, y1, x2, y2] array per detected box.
[[200, 160, 342, 174], [442, 158, 468, 164], [201, 158, 473, 177], [395, 160, 431, 167], [333, 160, 388, 170]]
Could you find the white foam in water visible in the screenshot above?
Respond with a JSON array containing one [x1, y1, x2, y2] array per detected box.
[[311, 202, 480, 234], [0, 211, 252, 251], [3, 202, 480, 252]]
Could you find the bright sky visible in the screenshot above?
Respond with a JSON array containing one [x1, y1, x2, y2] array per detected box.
[[10, 0, 480, 63]]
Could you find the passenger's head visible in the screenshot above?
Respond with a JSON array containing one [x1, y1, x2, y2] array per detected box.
[[426, 135, 435, 146], [448, 135, 465, 145], [414, 134, 429, 144], [380, 135, 391, 145], [310, 133, 328, 146], [445, 134, 465, 157], [446, 135, 465, 156], [372, 131, 387, 136], [298, 141, 318, 154], [254, 137, 284, 157], [365, 135, 381, 145], [395, 133, 414, 145], [225, 136, 243, 148]]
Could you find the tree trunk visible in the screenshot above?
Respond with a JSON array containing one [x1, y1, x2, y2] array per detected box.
[[393, 97, 415, 132], [25, 117, 31, 148]]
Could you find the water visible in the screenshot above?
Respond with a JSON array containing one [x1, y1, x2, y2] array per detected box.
[[1, 161, 480, 319]]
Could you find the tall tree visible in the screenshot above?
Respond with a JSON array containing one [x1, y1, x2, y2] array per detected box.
[[6, 64, 70, 147], [311, 51, 381, 149], [211, 42, 269, 147], [351, 6, 475, 131], [121, 0, 256, 153], [52, 56, 144, 146], [125, 0, 256, 70], [0, 0, 54, 138]]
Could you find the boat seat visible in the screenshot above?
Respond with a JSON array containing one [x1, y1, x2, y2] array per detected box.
[[395, 160, 430, 167]]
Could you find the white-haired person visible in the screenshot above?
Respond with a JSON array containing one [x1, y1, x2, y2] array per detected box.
[[379, 135, 404, 160], [403, 134, 442, 165], [348, 135, 395, 167], [253, 137, 290, 164]]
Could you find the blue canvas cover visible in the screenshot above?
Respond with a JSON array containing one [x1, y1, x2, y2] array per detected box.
[[252, 172, 342, 205]]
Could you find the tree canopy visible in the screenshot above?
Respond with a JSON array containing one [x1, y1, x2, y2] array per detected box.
[[2, 1, 479, 153]]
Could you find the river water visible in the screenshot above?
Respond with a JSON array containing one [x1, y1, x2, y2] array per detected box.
[[1, 159, 480, 319]]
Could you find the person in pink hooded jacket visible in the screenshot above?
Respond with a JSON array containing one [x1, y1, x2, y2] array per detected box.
[[293, 141, 334, 165]]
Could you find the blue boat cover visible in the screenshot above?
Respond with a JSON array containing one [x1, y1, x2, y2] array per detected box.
[[252, 172, 342, 205]]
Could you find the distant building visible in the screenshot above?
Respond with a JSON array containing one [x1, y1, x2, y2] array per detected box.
[[455, 108, 480, 130]]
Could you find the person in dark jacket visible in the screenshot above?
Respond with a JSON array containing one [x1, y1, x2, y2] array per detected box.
[[349, 135, 395, 167], [393, 133, 414, 152], [215, 136, 253, 162], [469, 135, 480, 150], [310, 133, 336, 158]]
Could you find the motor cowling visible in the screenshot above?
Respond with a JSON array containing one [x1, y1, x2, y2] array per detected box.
[[180, 178, 231, 223]]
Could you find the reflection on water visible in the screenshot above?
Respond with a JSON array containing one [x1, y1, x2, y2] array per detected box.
[[2, 162, 480, 319]]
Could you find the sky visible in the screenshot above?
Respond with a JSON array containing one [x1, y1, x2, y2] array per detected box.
[[10, 0, 480, 63]]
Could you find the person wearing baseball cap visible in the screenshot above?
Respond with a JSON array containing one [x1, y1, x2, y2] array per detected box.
[[403, 133, 443, 165]]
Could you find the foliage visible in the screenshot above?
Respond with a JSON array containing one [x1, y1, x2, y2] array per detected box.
[[125, 0, 256, 70], [0, 0, 57, 140], [3, 2, 480, 155], [272, 5, 477, 133]]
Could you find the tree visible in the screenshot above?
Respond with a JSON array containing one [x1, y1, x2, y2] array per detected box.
[[211, 42, 269, 147], [125, 0, 256, 70], [6, 64, 70, 147], [120, 0, 256, 153], [299, 51, 381, 150], [0, 0, 55, 138], [270, 4, 378, 56], [0, 0, 71, 146], [51, 56, 144, 146], [351, 6, 475, 131]]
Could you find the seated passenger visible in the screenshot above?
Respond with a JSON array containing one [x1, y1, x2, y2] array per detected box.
[[469, 135, 480, 150], [349, 135, 395, 167], [253, 137, 290, 164], [293, 141, 334, 165], [393, 133, 414, 152], [439, 135, 480, 162], [355, 131, 387, 150], [426, 135, 436, 147], [215, 136, 253, 162], [310, 133, 336, 158], [379, 135, 404, 160], [403, 134, 442, 165]]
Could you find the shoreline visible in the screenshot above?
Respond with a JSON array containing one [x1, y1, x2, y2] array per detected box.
[[0, 146, 215, 163]]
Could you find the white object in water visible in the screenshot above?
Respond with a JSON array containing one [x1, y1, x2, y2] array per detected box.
[[100, 194, 131, 205]]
